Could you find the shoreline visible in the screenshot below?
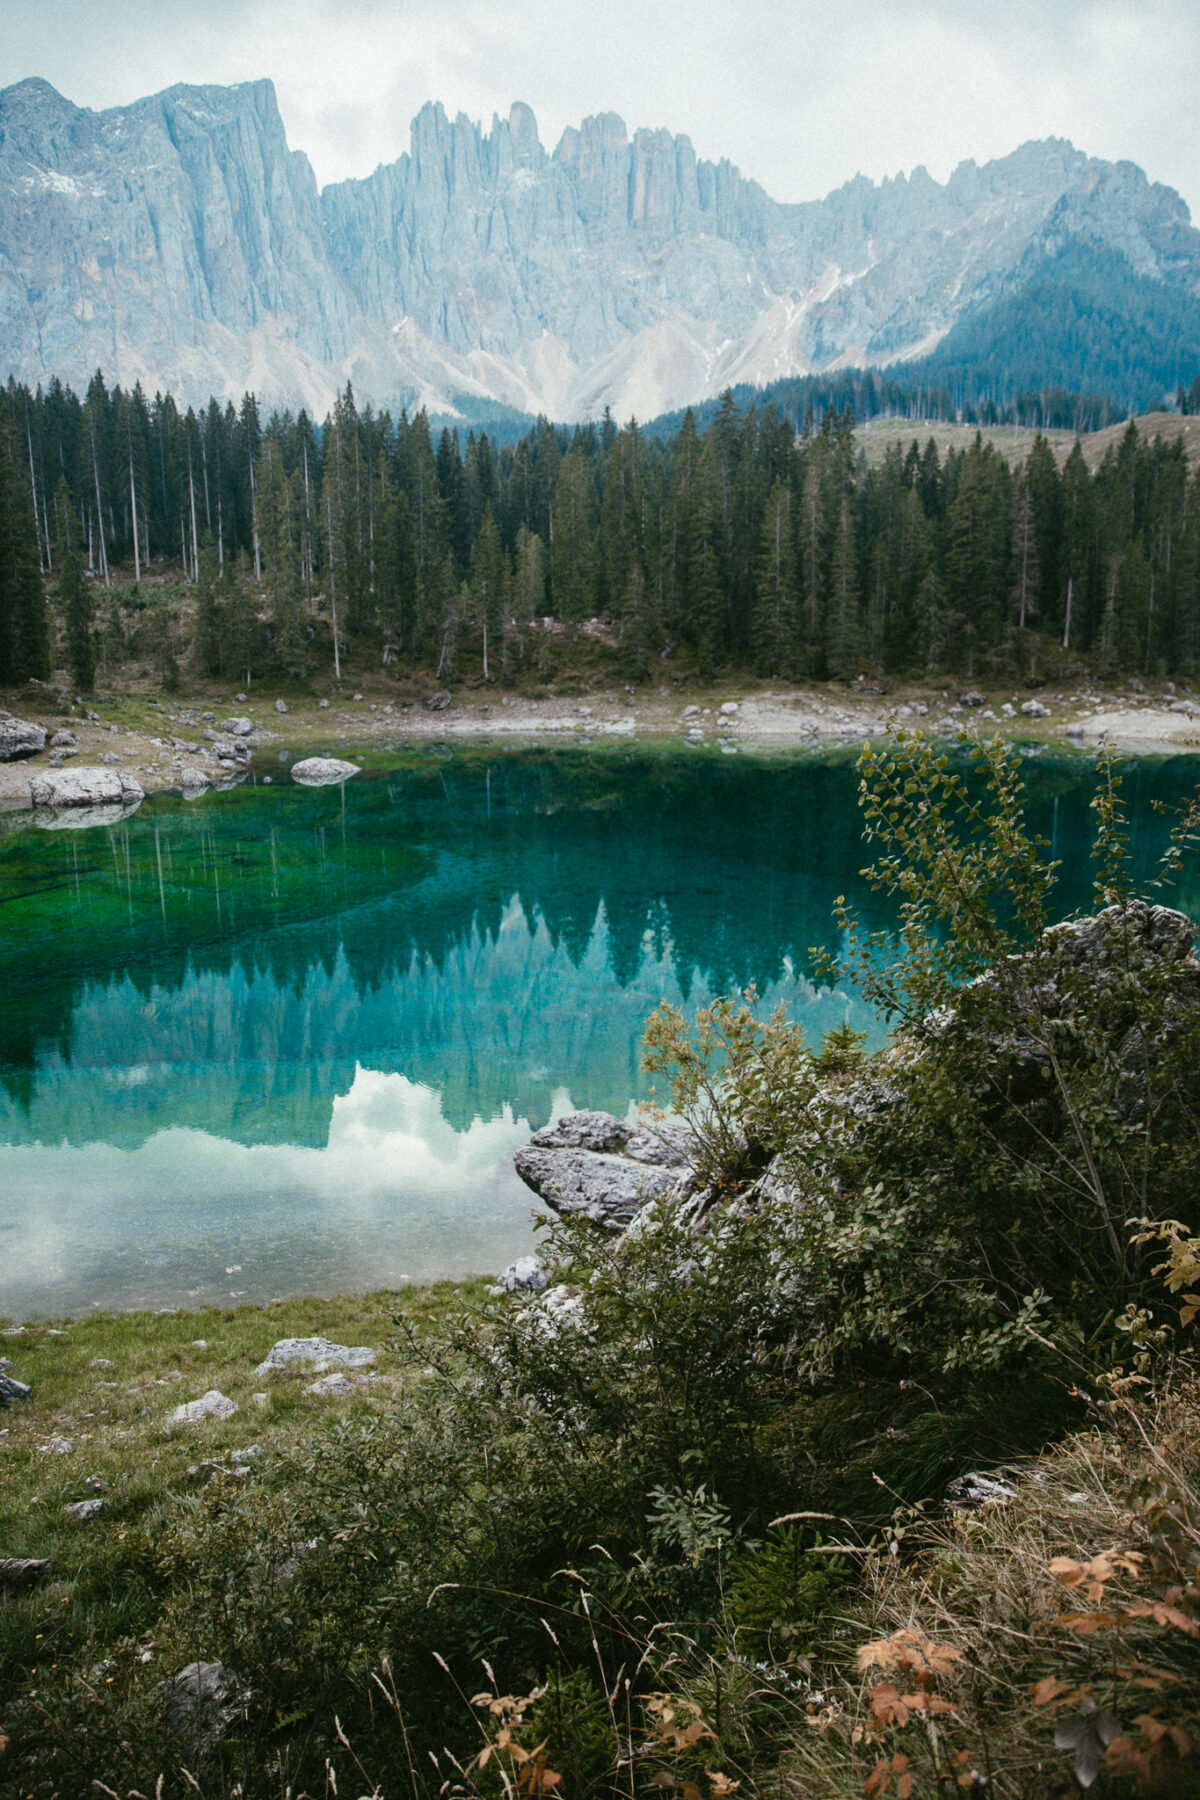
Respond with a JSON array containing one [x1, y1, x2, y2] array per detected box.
[[3, 677, 1199, 810]]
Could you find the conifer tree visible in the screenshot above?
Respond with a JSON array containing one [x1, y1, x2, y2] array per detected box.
[[826, 498, 863, 680], [378, 486, 418, 664], [751, 480, 798, 676], [193, 532, 223, 678], [470, 505, 507, 681], [1010, 475, 1040, 630], [60, 548, 95, 691], [551, 444, 596, 621], [0, 410, 51, 683], [256, 437, 307, 677]]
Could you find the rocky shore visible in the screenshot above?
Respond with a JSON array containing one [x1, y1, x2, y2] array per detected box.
[[2, 676, 1198, 812]]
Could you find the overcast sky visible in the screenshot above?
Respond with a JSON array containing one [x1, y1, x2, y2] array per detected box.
[[2, 0, 1197, 212]]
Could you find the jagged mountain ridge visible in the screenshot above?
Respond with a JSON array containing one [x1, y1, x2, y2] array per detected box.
[[2, 74, 1198, 421]]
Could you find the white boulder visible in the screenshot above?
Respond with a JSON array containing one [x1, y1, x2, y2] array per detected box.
[[167, 1390, 239, 1426], [29, 767, 144, 808], [0, 716, 47, 761], [254, 1336, 376, 1376], [290, 757, 360, 786]]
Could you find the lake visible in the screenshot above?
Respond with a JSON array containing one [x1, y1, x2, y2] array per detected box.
[[1, 742, 1197, 1317]]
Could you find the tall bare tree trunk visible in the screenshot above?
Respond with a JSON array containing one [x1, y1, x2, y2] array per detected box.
[[129, 453, 142, 584]]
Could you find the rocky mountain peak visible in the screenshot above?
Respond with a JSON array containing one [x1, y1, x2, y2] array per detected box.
[[2, 78, 1198, 423]]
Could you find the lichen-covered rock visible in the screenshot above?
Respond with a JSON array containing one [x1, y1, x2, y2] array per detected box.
[[29, 766, 144, 808], [304, 1372, 357, 1398], [514, 1111, 698, 1229], [494, 1255, 551, 1293], [203, 729, 252, 764], [254, 1336, 375, 1375], [0, 716, 47, 760], [159, 1661, 250, 1756], [64, 1497, 106, 1522], [290, 756, 360, 785], [167, 1390, 239, 1426]]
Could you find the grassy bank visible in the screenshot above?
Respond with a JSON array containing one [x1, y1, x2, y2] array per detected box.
[[0, 1283, 487, 1769]]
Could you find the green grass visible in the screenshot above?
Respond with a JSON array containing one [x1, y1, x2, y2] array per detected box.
[[0, 1282, 488, 1712]]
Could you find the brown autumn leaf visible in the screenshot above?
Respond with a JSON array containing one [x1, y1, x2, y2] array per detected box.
[[1031, 1676, 1073, 1707], [1054, 1610, 1119, 1634], [1122, 1599, 1199, 1635]]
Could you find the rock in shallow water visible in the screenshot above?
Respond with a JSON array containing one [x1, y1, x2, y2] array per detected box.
[[290, 756, 360, 785], [36, 800, 142, 830]]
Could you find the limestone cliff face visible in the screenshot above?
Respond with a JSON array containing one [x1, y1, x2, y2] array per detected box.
[[3, 77, 1199, 420], [0, 77, 358, 406]]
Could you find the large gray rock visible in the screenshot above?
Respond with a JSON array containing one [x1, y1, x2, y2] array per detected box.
[[204, 730, 253, 764], [0, 1557, 52, 1588], [0, 716, 46, 760], [222, 715, 254, 736], [0, 1370, 31, 1405], [159, 1661, 249, 1756], [64, 1497, 106, 1522], [29, 767, 144, 808], [514, 1111, 698, 1228], [254, 1336, 375, 1375], [290, 756, 360, 785]]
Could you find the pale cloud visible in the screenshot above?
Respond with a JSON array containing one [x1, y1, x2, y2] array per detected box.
[[1, 0, 1197, 213]]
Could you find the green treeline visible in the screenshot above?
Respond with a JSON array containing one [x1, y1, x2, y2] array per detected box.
[[3, 371, 1200, 691]]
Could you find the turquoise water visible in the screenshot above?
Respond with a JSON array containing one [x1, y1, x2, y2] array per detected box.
[[1, 744, 1197, 1316]]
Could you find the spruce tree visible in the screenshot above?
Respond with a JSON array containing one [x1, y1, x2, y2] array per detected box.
[[551, 445, 596, 621], [60, 548, 95, 691], [378, 487, 418, 664], [751, 480, 798, 676], [825, 498, 863, 681], [0, 411, 51, 683], [193, 532, 223, 678]]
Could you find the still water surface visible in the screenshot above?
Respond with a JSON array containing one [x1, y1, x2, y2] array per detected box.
[[1, 744, 1196, 1315]]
